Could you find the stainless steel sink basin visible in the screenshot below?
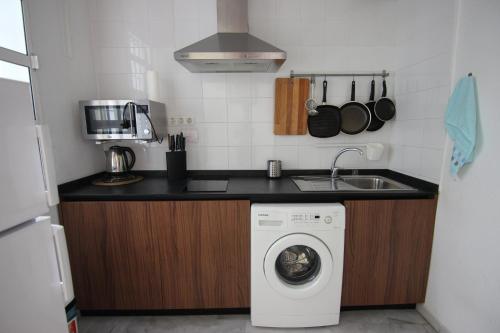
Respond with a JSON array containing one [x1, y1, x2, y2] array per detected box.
[[291, 175, 417, 192], [340, 176, 415, 191]]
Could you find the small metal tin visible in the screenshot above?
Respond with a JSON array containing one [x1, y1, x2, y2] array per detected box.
[[267, 160, 282, 178]]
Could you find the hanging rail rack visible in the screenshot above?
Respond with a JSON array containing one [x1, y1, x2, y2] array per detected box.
[[290, 69, 389, 79]]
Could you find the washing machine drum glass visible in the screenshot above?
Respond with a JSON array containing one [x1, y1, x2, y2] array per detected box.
[[275, 245, 321, 285]]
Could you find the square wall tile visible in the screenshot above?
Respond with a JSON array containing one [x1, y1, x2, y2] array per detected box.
[[275, 146, 298, 169], [174, 0, 198, 20], [202, 75, 226, 98], [420, 148, 444, 181], [227, 99, 252, 122], [249, 0, 276, 21], [252, 76, 274, 98], [202, 99, 227, 122], [298, 146, 327, 169], [148, 0, 174, 21], [171, 73, 202, 98], [149, 20, 175, 47], [198, 124, 227, 146], [276, 0, 300, 19], [228, 124, 251, 146], [300, 0, 325, 21], [402, 146, 422, 177], [98, 74, 146, 99], [251, 98, 274, 122], [228, 146, 251, 169], [252, 146, 275, 169], [251, 123, 274, 146], [98, 48, 151, 74], [205, 147, 228, 169], [422, 118, 446, 149], [174, 18, 199, 48], [91, 21, 150, 48], [226, 75, 251, 98], [171, 98, 203, 120]]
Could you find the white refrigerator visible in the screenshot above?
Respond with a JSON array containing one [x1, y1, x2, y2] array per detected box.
[[0, 70, 74, 332]]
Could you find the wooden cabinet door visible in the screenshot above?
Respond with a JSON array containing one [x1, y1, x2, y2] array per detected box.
[[341, 199, 437, 306], [60, 201, 164, 310], [60, 200, 250, 311], [149, 200, 250, 309]]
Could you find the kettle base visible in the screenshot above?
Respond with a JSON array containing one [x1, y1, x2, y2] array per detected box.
[[92, 173, 144, 186]]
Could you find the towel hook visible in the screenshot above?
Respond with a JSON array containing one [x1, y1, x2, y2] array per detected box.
[[468, 72, 473, 77]]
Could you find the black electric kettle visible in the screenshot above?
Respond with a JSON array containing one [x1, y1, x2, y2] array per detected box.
[[104, 146, 136, 174]]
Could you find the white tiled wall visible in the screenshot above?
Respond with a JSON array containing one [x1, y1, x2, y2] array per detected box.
[[88, 0, 455, 179], [390, 0, 456, 182], [87, 0, 400, 171]]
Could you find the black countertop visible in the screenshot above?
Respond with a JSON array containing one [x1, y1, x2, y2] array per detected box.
[[58, 169, 438, 202]]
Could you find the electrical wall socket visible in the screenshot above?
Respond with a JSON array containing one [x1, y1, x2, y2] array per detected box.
[[168, 115, 194, 126]]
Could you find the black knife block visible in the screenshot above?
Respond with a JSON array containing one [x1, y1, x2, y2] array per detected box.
[[166, 151, 187, 181]]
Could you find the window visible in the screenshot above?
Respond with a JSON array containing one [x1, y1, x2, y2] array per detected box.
[[0, 60, 29, 83], [0, 0, 31, 82], [0, 0, 27, 54]]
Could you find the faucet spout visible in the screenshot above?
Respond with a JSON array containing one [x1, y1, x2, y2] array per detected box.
[[331, 147, 364, 178]]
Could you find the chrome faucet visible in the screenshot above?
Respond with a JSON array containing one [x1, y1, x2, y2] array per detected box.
[[331, 148, 364, 178]]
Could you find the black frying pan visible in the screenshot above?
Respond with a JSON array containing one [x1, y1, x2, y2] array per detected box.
[[340, 80, 371, 134], [366, 79, 385, 131], [307, 80, 341, 138], [374, 78, 396, 121]]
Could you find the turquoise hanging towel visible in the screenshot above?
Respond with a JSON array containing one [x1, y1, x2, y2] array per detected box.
[[445, 74, 478, 175]]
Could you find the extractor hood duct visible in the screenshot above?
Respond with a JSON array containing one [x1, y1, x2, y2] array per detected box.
[[174, 0, 286, 73]]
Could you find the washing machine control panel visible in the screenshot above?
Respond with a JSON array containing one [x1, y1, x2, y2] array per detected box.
[[290, 212, 338, 228]]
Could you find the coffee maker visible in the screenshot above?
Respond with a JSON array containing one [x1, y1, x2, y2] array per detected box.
[[92, 146, 143, 186]]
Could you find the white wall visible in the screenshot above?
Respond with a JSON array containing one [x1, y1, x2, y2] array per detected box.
[[390, 0, 456, 183], [88, 0, 400, 171], [25, 0, 103, 184], [25, 0, 453, 177], [419, 1, 500, 332]]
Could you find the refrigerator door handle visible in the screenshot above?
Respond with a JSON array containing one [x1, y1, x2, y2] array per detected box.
[[51, 224, 74, 305], [36, 125, 59, 206]]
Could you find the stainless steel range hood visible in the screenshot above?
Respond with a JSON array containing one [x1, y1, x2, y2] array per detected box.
[[174, 0, 286, 73]]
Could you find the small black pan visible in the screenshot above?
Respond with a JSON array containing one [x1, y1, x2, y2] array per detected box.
[[366, 79, 384, 131], [374, 78, 396, 121], [307, 80, 341, 138], [340, 80, 371, 135]]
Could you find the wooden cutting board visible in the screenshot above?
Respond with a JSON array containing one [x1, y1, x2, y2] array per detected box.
[[274, 78, 310, 135]]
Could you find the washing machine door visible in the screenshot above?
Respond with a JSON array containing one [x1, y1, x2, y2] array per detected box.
[[263, 233, 333, 299]]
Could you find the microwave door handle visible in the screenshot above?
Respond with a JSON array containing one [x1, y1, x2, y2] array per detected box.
[[132, 103, 137, 136], [121, 102, 135, 135]]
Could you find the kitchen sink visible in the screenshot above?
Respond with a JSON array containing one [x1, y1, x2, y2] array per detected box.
[[340, 176, 415, 190], [291, 175, 417, 192]]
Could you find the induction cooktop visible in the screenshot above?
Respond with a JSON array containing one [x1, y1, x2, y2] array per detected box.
[[186, 180, 228, 192]]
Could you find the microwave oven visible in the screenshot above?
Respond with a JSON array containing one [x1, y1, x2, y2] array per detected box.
[[79, 99, 167, 141]]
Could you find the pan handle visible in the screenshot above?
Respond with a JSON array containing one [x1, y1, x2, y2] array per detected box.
[[322, 80, 327, 104], [351, 80, 356, 101], [382, 79, 387, 98], [370, 80, 375, 101]]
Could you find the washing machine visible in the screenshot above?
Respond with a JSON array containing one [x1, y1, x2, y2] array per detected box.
[[251, 203, 345, 328]]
